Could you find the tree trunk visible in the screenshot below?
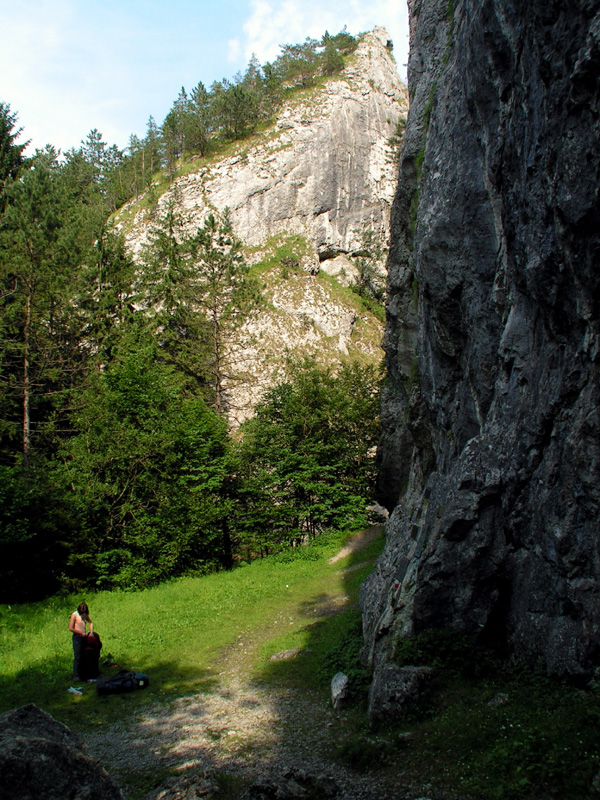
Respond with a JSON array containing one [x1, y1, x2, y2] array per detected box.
[[221, 519, 233, 570], [212, 308, 223, 414], [22, 289, 31, 469]]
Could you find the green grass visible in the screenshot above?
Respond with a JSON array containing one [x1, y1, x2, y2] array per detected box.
[[390, 668, 600, 799], [3, 530, 599, 800], [0, 528, 383, 733], [245, 233, 315, 276], [334, 628, 600, 799]]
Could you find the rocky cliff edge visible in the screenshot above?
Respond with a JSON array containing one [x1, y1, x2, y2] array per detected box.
[[119, 27, 406, 261], [363, 0, 600, 692]]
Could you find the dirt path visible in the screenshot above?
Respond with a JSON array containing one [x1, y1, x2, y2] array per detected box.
[[328, 525, 384, 564], [83, 528, 423, 800]]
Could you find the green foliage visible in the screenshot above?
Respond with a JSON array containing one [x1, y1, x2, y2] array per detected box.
[[248, 233, 313, 276], [0, 459, 76, 601], [62, 340, 230, 590], [320, 618, 371, 701], [350, 226, 387, 311], [0, 148, 90, 462], [0, 33, 382, 598], [407, 668, 600, 799], [129, 28, 358, 193], [209, 76, 262, 142], [235, 358, 381, 551], [0, 102, 28, 204], [184, 210, 261, 412], [137, 200, 212, 392], [77, 229, 137, 364], [386, 116, 406, 165], [277, 38, 321, 88], [385, 627, 600, 798]]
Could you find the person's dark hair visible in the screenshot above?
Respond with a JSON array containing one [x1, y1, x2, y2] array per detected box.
[[77, 602, 90, 621]]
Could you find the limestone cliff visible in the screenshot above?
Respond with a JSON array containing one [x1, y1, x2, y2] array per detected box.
[[362, 0, 600, 689], [117, 28, 406, 422]]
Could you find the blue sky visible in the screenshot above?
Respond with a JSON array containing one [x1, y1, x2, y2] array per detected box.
[[1, 0, 409, 155]]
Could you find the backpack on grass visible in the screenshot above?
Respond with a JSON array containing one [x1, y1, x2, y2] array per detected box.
[[80, 632, 102, 680], [96, 670, 150, 696]]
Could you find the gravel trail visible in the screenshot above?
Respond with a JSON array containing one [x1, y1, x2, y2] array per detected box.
[[83, 530, 429, 799]]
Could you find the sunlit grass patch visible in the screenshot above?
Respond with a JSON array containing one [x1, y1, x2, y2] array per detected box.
[[0, 527, 382, 731]]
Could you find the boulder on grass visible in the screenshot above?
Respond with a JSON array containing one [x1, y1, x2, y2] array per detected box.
[[368, 664, 434, 725], [331, 672, 350, 710], [0, 703, 124, 800]]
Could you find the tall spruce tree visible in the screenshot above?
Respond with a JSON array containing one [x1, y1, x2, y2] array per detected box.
[[186, 211, 261, 413], [0, 148, 85, 466], [0, 102, 28, 207], [139, 199, 212, 391]]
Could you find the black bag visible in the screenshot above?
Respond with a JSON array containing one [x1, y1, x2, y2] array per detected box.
[[96, 669, 150, 696], [80, 632, 102, 680]]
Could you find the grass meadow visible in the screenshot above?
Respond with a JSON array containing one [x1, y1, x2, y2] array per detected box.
[[2, 526, 600, 800], [0, 528, 379, 731]]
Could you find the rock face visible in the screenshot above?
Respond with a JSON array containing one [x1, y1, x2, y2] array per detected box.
[[117, 28, 405, 425], [121, 27, 406, 261], [362, 0, 600, 691], [0, 704, 124, 800], [368, 664, 433, 725]]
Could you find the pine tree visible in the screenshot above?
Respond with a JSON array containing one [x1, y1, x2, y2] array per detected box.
[[0, 148, 85, 466], [0, 102, 28, 206], [186, 211, 261, 413], [138, 199, 212, 391]]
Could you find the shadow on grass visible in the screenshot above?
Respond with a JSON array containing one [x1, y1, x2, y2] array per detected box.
[[0, 528, 387, 800], [258, 526, 384, 693], [234, 527, 392, 789], [0, 654, 219, 730]]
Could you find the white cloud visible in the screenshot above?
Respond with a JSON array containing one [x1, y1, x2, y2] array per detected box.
[[240, 0, 409, 74]]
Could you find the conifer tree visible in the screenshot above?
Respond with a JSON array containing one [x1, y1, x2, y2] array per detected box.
[[144, 115, 161, 175], [186, 211, 261, 413], [0, 149, 84, 465], [138, 198, 211, 392], [0, 102, 28, 206]]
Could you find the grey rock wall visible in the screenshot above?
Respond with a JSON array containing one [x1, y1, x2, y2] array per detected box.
[[363, 0, 600, 686], [120, 28, 406, 261]]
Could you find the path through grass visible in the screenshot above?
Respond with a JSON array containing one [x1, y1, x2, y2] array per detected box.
[[0, 527, 384, 733]]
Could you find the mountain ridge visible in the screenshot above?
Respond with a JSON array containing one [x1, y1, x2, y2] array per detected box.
[[116, 27, 407, 424]]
